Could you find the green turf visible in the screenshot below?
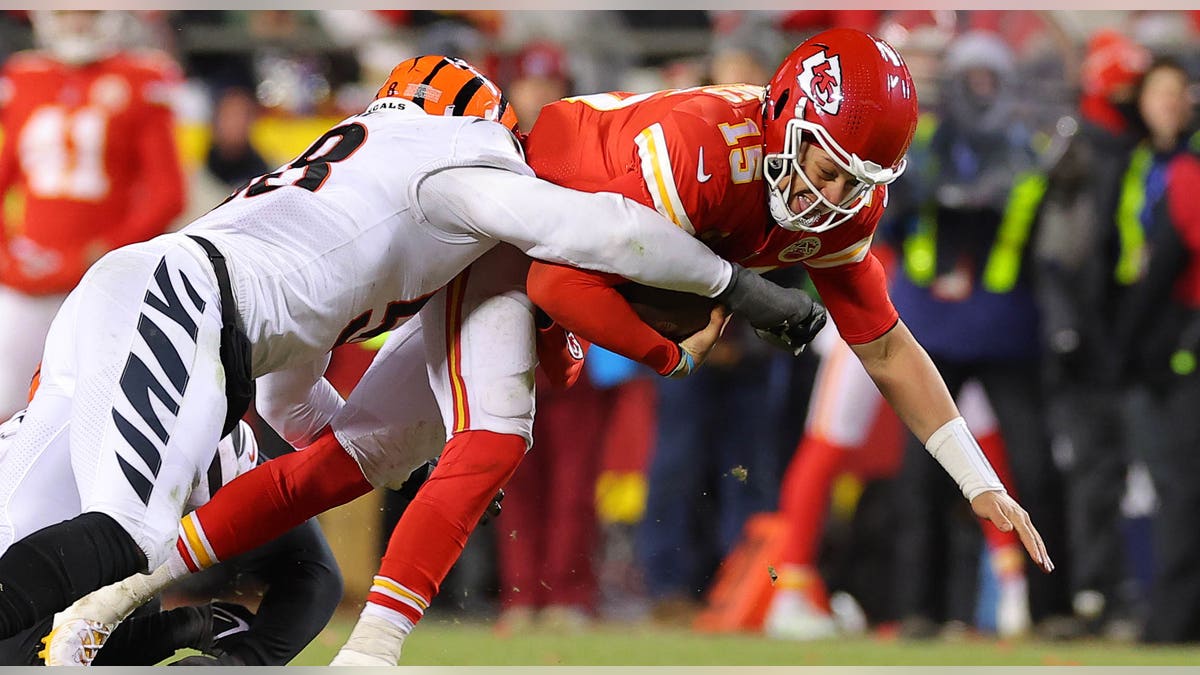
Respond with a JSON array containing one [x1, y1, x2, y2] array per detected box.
[[290, 614, 1200, 666]]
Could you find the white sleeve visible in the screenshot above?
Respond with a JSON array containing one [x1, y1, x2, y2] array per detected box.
[[417, 166, 733, 297], [255, 353, 345, 448]]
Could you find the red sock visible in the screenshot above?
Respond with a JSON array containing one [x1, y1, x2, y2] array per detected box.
[[778, 435, 846, 567], [367, 430, 526, 624], [975, 430, 1020, 549], [177, 427, 371, 570]]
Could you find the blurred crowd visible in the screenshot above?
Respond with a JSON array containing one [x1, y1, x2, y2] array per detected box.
[[3, 8, 1200, 648]]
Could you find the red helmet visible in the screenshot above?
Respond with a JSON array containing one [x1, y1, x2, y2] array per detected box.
[[376, 55, 519, 134], [763, 28, 919, 232]]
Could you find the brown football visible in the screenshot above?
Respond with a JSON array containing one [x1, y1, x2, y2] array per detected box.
[[615, 283, 717, 341]]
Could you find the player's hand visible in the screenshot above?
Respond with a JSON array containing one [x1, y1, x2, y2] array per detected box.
[[716, 263, 825, 354], [971, 489, 1054, 574], [670, 305, 731, 378], [754, 300, 827, 357]]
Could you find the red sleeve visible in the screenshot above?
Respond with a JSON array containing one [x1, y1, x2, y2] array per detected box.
[[102, 68, 186, 247], [807, 252, 899, 344], [534, 318, 590, 390], [527, 261, 683, 376], [1168, 154, 1200, 254]]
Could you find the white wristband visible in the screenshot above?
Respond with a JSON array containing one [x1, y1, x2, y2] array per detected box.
[[924, 416, 1006, 501]]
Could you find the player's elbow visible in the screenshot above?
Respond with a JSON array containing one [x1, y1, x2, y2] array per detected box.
[[526, 263, 561, 314]]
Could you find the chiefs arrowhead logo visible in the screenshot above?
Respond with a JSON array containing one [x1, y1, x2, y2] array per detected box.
[[798, 50, 842, 116], [778, 237, 822, 263], [565, 331, 584, 360]]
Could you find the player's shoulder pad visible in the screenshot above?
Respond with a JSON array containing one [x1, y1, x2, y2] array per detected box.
[[456, 118, 533, 175]]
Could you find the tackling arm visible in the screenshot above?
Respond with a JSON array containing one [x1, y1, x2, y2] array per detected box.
[[419, 166, 732, 297], [255, 354, 344, 448]]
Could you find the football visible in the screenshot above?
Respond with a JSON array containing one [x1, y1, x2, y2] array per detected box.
[[615, 283, 718, 341]]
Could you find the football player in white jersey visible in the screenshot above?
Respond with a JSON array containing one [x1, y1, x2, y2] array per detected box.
[[0, 401, 342, 666], [0, 54, 823, 658]]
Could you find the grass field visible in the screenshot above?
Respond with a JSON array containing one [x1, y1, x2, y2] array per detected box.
[[288, 613, 1200, 666]]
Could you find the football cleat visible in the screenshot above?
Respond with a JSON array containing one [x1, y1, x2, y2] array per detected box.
[[763, 590, 838, 641], [330, 614, 407, 666], [329, 648, 397, 667], [39, 618, 114, 666], [39, 569, 162, 665]]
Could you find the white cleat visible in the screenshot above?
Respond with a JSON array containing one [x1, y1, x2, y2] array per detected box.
[[39, 619, 115, 666], [329, 647, 397, 667], [38, 568, 167, 665], [763, 592, 838, 641], [329, 613, 407, 666]]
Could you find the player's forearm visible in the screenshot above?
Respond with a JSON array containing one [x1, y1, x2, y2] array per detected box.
[[256, 357, 344, 447], [420, 167, 732, 298], [853, 321, 1004, 500], [851, 320, 959, 443], [527, 262, 681, 375]]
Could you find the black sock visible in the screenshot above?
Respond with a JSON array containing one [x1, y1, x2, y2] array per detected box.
[[0, 511, 146, 639]]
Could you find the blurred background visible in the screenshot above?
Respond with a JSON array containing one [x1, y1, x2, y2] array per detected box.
[[3, 8, 1200, 657]]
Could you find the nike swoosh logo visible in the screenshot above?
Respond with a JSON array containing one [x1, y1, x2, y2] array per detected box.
[[212, 606, 252, 640], [697, 147, 712, 183]]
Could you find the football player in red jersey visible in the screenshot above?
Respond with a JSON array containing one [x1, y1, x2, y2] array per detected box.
[[56, 31, 1051, 665], [525, 30, 1050, 553], [0, 10, 186, 417]]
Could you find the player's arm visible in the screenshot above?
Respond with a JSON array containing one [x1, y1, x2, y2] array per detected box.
[[418, 163, 817, 339], [527, 262, 685, 376], [255, 354, 344, 448], [103, 61, 186, 248], [197, 518, 342, 665], [810, 252, 1052, 572]]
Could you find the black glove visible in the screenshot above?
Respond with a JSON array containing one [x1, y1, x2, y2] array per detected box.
[[754, 301, 827, 356], [395, 459, 505, 526], [716, 263, 826, 355]]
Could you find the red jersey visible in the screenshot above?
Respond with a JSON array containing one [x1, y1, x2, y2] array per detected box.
[[0, 49, 186, 294], [524, 86, 898, 374]]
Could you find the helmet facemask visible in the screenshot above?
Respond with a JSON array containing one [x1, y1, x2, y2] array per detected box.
[[764, 116, 906, 233]]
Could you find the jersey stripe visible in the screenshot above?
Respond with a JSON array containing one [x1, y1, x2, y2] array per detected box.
[[179, 512, 217, 569], [371, 575, 430, 613], [445, 271, 471, 434], [175, 537, 199, 573], [634, 123, 696, 235], [804, 235, 873, 269]]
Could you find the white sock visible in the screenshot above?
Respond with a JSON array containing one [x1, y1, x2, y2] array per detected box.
[[336, 603, 414, 665], [361, 602, 416, 635]]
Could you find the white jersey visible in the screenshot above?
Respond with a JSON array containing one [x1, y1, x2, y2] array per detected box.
[[183, 98, 532, 375]]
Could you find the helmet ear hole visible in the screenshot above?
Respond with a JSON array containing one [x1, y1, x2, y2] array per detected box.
[[772, 88, 790, 121]]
